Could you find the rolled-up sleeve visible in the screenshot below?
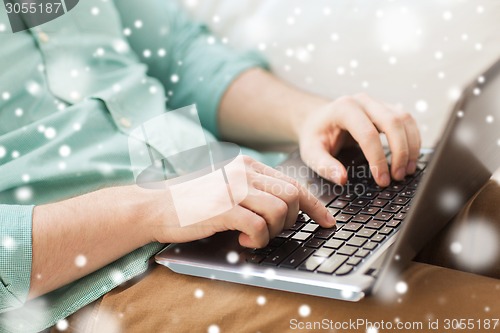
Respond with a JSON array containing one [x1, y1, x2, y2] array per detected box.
[[0, 205, 33, 312], [114, 0, 269, 137]]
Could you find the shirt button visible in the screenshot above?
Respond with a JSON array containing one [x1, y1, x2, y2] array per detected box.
[[38, 31, 49, 43], [120, 117, 132, 128]]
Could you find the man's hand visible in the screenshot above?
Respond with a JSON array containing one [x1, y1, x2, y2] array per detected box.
[[152, 156, 336, 248], [298, 93, 421, 187], [219, 69, 421, 188]]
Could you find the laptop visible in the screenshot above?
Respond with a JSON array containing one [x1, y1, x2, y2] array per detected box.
[[155, 59, 500, 301]]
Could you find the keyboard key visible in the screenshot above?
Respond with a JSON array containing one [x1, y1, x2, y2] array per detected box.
[[292, 232, 312, 242], [355, 249, 370, 258], [357, 228, 376, 238], [342, 222, 363, 232], [379, 227, 393, 235], [378, 191, 396, 200], [299, 256, 326, 271], [334, 264, 353, 276], [364, 242, 379, 250], [394, 212, 406, 220], [296, 214, 308, 222], [393, 196, 410, 205], [368, 184, 384, 192], [246, 254, 265, 264], [314, 247, 335, 257], [383, 205, 402, 213], [337, 245, 358, 256], [342, 206, 361, 215], [351, 198, 370, 207], [301, 223, 319, 233], [365, 220, 384, 230], [360, 206, 379, 215], [351, 214, 372, 223], [387, 183, 405, 192], [386, 219, 401, 228], [371, 234, 386, 243], [280, 247, 315, 268], [301, 213, 311, 220], [269, 238, 286, 248], [329, 199, 348, 209], [400, 188, 416, 197], [304, 238, 325, 249], [408, 180, 419, 189], [359, 190, 377, 199], [346, 257, 362, 266], [277, 230, 294, 238], [372, 199, 389, 207], [335, 213, 352, 223], [315, 227, 337, 239], [347, 236, 368, 247], [317, 255, 348, 274], [338, 193, 356, 201], [374, 212, 393, 221], [289, 222, 305, 231], [324, 239, 344, 249], [332, 230, 354, 241], [252, 246, 274, 255], [261, 241, 300, 266]]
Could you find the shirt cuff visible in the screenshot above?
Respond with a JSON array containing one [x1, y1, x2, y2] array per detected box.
[[0, 205, 34, 312], [198, 51, 270, 138]]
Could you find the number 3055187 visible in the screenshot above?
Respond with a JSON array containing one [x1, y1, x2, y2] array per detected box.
[[5, 2, 62, 14]]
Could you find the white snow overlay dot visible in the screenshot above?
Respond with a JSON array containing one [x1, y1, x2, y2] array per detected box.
[[207, 324, 220, 333], [395, 281, 408, 294], [56, 319, 69, 331], [194, 288, 204, 298], [226, 251, 239, 264], [75, 255, 87, 267], [2, 236, 15, 250], [299, 304, 311, 317], [415, 100, 428, 112], [59, 145, 71, 157], [15, 187, 33, 202], [45, 127, 57, 139]]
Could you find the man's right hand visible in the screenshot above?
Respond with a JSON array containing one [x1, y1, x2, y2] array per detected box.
[[147, 156, 336, 248]]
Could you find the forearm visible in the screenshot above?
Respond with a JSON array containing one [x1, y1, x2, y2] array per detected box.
[[218, 68, 329, 146], [29, 185, 159, 299]]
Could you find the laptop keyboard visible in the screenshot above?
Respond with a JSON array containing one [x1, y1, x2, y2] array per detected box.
[[245, 154, 429, 276]]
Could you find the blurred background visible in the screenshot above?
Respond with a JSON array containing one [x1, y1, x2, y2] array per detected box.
[[178, 0, 500, 148]]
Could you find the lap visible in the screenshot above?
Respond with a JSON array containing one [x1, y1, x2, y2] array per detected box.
[[60, 263, 500, 333]]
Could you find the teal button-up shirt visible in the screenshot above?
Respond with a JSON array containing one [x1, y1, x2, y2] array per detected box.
[[0, 1, 281, 331]]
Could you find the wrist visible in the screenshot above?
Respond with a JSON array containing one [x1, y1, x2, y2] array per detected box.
[[106, 185, 165, 246], [289, 96, 330, 143]]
